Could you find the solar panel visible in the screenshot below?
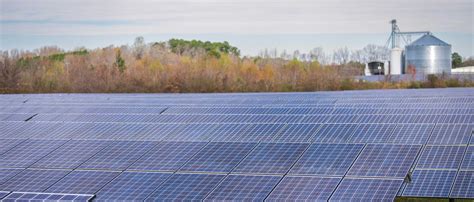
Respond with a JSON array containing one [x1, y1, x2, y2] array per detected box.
[[461, 146, 474, 170], [220, 124, 285, 142], [205, 175, 281, 201], [450, 171, 474, 199], [0, 168, 23, 185], [0, 139, 25, 155], [312, 124, 358, 143], [387, 124, 434, 144], [266, 176, 340, 201], [402, 169, 457, 197], [2, 192, 94, 201], [271, 124, 322, 143], [78, 141, 156, 170], [46, 170, 120, 194], [347, 144, 421, 178], [0, 139, 67, 168], [329, 178, 404, 201], [428, 124, 472, 145], [290, 143, 363, 176], [348, 124, 395, 143], [95, 172, 172, 201], [416, 145, 465, 169], [31, 140, 109, 169], [144, 173, 225, 201], [128, 142, 207, 171], [1, 169, 70, 192], [166, 124, 216, 141], [179, 142, 257, 173], [0, 191, 9, 199], [232, 143, 308, 174]]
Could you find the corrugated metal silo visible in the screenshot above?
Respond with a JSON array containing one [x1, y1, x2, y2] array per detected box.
[[405, 34, 452, 74]]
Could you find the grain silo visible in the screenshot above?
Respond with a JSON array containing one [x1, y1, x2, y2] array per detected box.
[[404, 34, 452, 74]]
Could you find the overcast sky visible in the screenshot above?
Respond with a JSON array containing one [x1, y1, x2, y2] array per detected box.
[[1, 0, 473, 56]]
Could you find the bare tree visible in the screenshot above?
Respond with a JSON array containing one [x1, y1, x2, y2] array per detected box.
[[333, 47, 350, 64], [133, 36, 146, 60]]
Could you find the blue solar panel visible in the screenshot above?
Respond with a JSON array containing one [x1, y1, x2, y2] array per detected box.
[[348, 124, 395, 143], [0, 139, 67, 168], [298, 115, 328, 123], [2, 192, 94, 201], [0, 139, 25, 155], [266, 176, 340, 201], [347, 144, 421, 178], [145, 173, 225, 201], [31, 140, 109, 169], [327, 115, 358, 123], [128, 142, 207, 171], [290, 143, 363, 176], [0, 191, 9, 199], [46, 170, 120, 194], [461, 146, 474, 170], [428, 124, 472, 145], [207, 124, 249, 142], [95, 172, 172, 201], [167, 124, 216, 141], [330, 178, 404, 201], [402, 169, 457, 197], [0, 168, 23, 185], [312, 124, 358, 143], [271, 124, 321, 143], [416, 145, 465, 169], [78, 141, 155, 170], [232, 143, 308, 174], [388, 124, 434, 144], [450, 171, 474, 198], [1, 169, 70, 192], [221, 124, 284, 142], [205, 175, 281, 201], [180, 142, 256, 173]]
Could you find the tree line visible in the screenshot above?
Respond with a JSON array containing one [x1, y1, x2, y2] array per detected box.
[[0, 37, 472, 93]]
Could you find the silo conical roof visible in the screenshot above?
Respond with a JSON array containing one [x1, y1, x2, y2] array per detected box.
[[408, 34, 450, 46]]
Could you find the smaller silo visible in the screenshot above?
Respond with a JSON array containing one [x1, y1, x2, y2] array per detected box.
[[405, 34, 452, 74], [390, 48, 403, 75], [367, 61, 385, 75]]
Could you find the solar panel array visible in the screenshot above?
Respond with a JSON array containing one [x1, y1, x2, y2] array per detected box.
[[0, 88, 472, 201]]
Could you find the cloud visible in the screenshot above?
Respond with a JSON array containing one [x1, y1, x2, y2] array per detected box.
[[1, 0, 472, 36]]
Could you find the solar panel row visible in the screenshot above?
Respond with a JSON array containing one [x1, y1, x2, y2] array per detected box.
[[0, 88, 472, 201]]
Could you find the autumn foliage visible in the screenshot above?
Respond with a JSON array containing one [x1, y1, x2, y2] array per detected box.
[[0, 39, 472, 93]]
